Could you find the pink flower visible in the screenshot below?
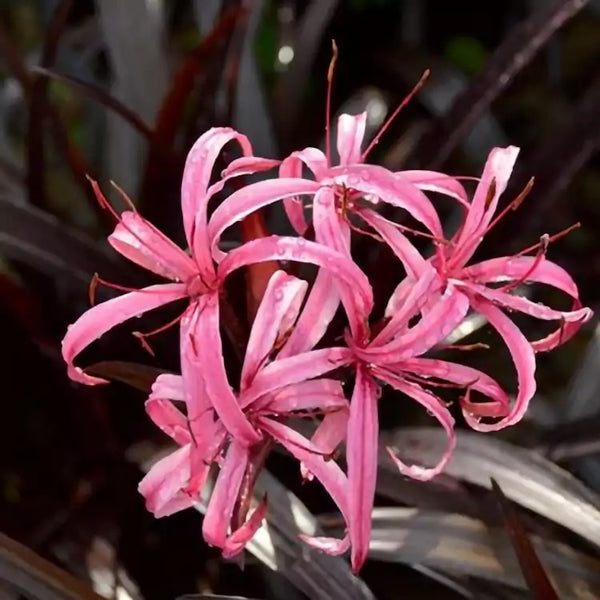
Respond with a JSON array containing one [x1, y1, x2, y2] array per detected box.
[[61, 127, 370, 446], [139, 270, 355, 558], [338, 262, 509, 572], [199, 108, 467, 354], [384, 146, 592, 430]]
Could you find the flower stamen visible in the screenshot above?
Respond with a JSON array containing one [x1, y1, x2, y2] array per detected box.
[[88, 272, 142, 306], [362, 69, 430, 160]]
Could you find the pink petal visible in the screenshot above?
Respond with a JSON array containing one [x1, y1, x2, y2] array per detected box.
[[202, 441, 249, 549], [375, 369, 456, 481], [222, 495, 268, 558], [150, 374, 184, 401], [240, 347, 353, 408], [401, 357, 510, 418], [324, 165, 443, 237], [279, 147, 328, 180], [371, 266, 440, 347], [384, 277, 416, 320], [298, 533, 350, 555], [400, 170, 469, 207], [240, 271, 308, 390], [336, 112, 367, 166], [108, 212, 197, 281], [62, 283, 187, 385], [464, 256, 580, 294], [279, 147, 325, 235], [357, 208, 428, 279], [462, 256, 593, 351], [262, 379, 347, 413], [466, 297, 536, 431], [346, 367, 379, 573], [145, 398, 191, 445], [218, 235, 374, 334], [180, 301, 213, 424], [313, 187, 351, 254], [182, 128, 252, 271], [277, 268, 341, 358], [362, 285, 469, 363], [311, 188, 372, 341], [282, 197, 309, 236], [301, 408, 349, 481], [450, 146, 519, 268], [208, 178, 321, 252], [258, 417, 351, 556], [220, 156, 280, 179], [190, 293, 261, 446], [138, 445, 195, 518], [455, 279, 591, 324]]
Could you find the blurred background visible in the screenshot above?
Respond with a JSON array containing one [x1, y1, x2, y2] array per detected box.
[[1, 1, 600, 599]]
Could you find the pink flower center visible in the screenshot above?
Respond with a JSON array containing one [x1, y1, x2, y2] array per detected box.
[[186, 273, 214, 298]]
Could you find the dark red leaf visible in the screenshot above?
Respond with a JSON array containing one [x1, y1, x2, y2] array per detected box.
[[26, 0, 74, 209], [0, 530, 104, 600], [490, 478, 559, 600], [139, 7, 243, 231], [32, 66, 154, 141], [412, 0, 590, 169], [84, 361, 170, 393]]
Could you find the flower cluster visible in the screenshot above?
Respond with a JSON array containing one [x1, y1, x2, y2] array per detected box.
[[62, 111, 591, 573]]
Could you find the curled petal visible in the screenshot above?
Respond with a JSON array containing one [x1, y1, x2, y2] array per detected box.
[[241, 347, 353, 408], [463, 256, 593, 351], [202, 442, 249, 550], [467, 297, 536, 431], [62, 283, 186, 385], [400, 170, 469, 207], [464, 256, 581, 293], [451, 146, 519, 267], [192, 294, 262, 446], [108, 212, 197, 281], [336, 112, 367, 166], [145, 398, 190, 445], [279, 147, 325, 235], [258, 417, 351, 557], [220, 156, 280, 179], [401, 357, 510, 418], [346, 367, 379, 573], [219, 235, 374, 331], [357, 208, 428, 279], [278, 269, 341, 358], [456, 279, 591, 330], [325, 165, 443, 237], [241, 271, 308, 389], [263, 379, 347, 413], [362, 285, 469, 363], [375, 370, 456, 481], [138, 445, 195, 518], [208, 178, 321, 252], [183, 128, 252, 270], [222, 496, 268, 558], [279, 147, 328, 180]]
